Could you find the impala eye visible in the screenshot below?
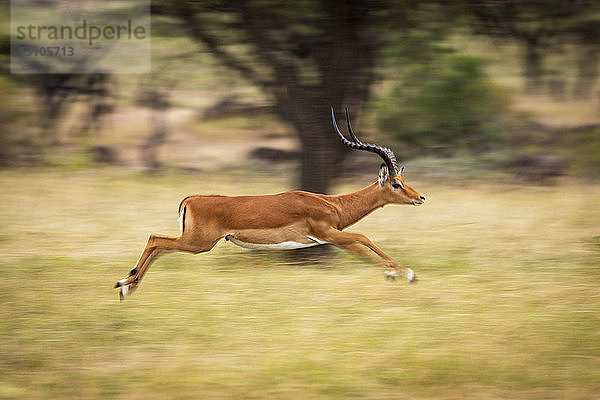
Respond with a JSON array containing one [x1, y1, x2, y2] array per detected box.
[[392, 182, 403, 190]]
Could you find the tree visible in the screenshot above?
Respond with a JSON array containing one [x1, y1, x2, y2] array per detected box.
[[158, 0, 394, 193], [468, 0, 600, 96], [468, 1, 559, 94]]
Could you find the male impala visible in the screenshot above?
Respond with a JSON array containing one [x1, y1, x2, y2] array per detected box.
[[115, 107, 425, 300]]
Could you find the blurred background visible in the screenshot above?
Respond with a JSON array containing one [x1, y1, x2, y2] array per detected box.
[[2, 0, 600, 183], [1, 1, 599, 399]]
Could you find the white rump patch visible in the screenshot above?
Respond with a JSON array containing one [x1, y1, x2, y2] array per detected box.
[[178, 205, 185, 234], [226, 235, 327, 250]]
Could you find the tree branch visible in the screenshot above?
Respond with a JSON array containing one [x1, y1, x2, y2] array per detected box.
[[170, 3, 274, 89], [236, 3, 301, 92]]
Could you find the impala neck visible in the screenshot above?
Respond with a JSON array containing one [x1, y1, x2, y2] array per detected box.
[[333, 182, 388, 230]]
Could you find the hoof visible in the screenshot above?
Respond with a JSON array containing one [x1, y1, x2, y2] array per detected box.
[[114, 277, 127, 288], [384, 270, 398, 282], [119, 283, 130, 301], [407, 268, 417, 283]]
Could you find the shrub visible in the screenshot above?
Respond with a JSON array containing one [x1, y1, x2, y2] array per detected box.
[[373, 48, 510, 154]]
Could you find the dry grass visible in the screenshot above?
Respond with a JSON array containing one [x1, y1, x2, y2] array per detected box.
[[0, 168, 599, 399]]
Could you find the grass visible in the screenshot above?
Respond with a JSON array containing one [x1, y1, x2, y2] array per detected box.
[[0, 167, 599, 399]]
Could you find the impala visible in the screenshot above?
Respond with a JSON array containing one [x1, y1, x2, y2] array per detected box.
[[115, 107, 425, 300]]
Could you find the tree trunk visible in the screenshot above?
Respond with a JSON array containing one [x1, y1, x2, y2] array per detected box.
[[523, 36, 544, 95], [297, 121, 346, 194], [272, 81, 371, 194]]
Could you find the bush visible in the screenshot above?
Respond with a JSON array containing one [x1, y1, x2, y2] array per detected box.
[[373, 48, 510, 155], [568, 126, 600, 179]]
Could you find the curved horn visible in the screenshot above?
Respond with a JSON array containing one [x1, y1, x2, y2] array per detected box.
[[345, 108, 362, 144], [331, 107, 399, 177]]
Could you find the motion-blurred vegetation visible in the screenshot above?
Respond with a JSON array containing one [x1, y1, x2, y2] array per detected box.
[[1, 0, 599, 182], [373, 28, 511, 155], [568, 126, 600, 179]]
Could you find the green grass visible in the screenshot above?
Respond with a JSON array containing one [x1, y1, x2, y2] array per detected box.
[[1, 168, 599, 399]]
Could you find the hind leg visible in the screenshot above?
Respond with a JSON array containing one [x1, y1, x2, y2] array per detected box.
[[115, 233, 219, 300], [115, 246, 164, 300]]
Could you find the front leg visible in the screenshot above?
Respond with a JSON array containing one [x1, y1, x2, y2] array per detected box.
[[316, 228, 416, 282]]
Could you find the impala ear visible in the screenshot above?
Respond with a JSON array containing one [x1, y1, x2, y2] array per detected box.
[[378, 163, 389, 187]]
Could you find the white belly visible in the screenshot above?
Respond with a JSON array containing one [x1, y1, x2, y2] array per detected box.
[[225, 234, 327, 250]]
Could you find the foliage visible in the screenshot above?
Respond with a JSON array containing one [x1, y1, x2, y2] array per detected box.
[[373, 30, 510, 154], [568, 127, 600, 178]]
